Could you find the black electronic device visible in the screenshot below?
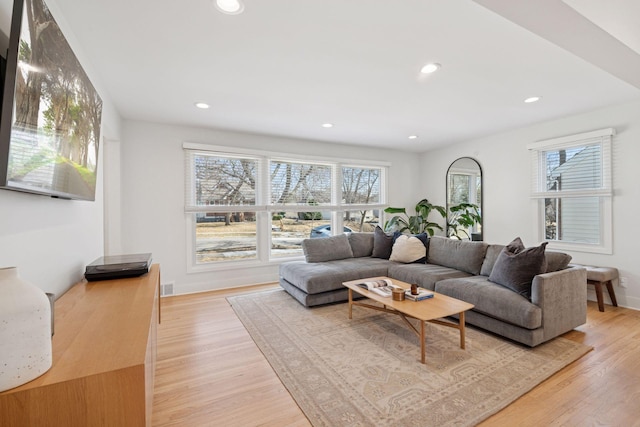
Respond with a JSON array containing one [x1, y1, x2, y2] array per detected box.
[[84, 253, 152, 281]]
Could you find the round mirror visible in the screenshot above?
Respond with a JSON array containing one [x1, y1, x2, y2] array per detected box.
[[446, 157, 483, 241]]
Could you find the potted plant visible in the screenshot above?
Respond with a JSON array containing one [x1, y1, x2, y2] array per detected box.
[[447, 203, 482, 240], [383, 199, 446, 236]]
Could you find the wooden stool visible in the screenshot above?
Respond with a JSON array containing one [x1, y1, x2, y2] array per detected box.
[[584, 266, 619, 312]]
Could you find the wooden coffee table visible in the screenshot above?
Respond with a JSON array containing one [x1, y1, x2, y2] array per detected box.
[[343, 276, 474, 364]]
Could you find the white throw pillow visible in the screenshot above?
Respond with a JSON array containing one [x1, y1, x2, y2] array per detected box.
[[390, 234, 427, 263]]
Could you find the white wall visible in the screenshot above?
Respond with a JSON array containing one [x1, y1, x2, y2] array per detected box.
[[421, 100, 640, 310], [0, 0, 121, 298], [118, 121, 421, 295]]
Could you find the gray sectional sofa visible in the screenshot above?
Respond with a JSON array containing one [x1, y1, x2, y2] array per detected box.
[[279, 231, 587, 347]]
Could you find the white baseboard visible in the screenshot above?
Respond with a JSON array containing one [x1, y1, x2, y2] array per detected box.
[[587, 289, 640, 311]]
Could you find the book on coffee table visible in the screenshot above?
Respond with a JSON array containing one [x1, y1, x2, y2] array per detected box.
[[356, 278, 399, 297], [405, 288, 434, 301]]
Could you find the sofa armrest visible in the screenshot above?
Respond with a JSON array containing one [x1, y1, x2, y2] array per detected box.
[[531, 266, 587, 340]]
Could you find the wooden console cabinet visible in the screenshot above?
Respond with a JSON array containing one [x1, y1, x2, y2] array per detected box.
[[0, 264, 160, 427]]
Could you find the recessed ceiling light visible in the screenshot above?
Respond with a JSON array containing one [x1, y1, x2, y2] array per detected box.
[[214, 0, 244, 15], [420, 63, 441, 74], [321, 123, 333, 128], [195, 102, 210, 109], [524, 96, 541, 103], [408, 135, 418, 139]]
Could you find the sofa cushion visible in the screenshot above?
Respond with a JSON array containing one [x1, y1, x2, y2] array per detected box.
[[545, 251, 572, 273], [348, 232, 374, 258], [427, 236, 488, 275], [302, 234, 353, 263], [371, 226, 394, 259], [488, 237, 548, 300], [480, 244, 504, 276], [279, 257, 390, 294], [389, 233, 428, 263], [387, 263, 472, 291], [435, 276, 542, 329]]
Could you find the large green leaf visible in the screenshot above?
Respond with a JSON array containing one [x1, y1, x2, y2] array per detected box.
[[384, 216, 409, 233], [447, 203, 481, 239], [384, 207, 407, 215], [384, 198, 446, 235]]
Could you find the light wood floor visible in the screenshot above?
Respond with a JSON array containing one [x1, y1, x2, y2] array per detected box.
[[152, 284, 640, 426]]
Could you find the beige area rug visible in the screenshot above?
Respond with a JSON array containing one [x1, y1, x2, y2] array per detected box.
[[228, 289, 591, 427]]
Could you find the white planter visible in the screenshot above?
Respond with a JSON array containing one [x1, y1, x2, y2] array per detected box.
[[0, 267, 52, 392]]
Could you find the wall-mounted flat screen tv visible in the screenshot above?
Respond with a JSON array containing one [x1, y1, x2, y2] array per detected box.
[[0, 0, 103, 200]]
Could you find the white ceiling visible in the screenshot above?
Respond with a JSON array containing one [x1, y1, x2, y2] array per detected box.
[[1, 0, 639, 152], [563, 0, 640, 54]]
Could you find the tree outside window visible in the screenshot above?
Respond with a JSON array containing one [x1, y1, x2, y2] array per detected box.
[[185, 148, 387, 265], [342, 167, 380, 232], [192, 154, 258, 263]]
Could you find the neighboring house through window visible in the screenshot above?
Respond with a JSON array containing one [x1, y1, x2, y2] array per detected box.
[[528, 128, 614, 254]]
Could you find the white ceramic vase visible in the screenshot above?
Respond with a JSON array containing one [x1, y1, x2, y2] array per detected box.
[[0, 267, 52, 392]]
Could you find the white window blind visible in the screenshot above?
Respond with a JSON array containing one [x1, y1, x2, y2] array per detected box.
[[341, 165, 383, 207], [528, 128, 614, 252], [269, 159, 333, 210], [185, 143, 389, 213], [184, 150, 264, 213]]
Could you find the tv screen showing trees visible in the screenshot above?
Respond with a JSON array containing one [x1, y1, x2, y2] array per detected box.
[[0, 0, 103, 200]]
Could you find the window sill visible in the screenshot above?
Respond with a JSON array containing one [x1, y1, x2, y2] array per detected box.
[[187, 254, 305, 274]]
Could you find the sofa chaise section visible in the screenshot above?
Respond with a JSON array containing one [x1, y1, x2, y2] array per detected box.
[[279, 257, 390, 306]]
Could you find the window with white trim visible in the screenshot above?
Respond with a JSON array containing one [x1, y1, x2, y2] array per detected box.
[[528, 128, 614, 254], [184, 143, 387, 268], [185, 151, 261, 263], [341, 166, 382, 235], [269, 159, 334, 258]]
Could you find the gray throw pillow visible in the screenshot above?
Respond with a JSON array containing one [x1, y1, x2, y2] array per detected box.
[[371, 226, 394, 259], [480, 244, 505, 276], [302, 234, 354, 263], [488, 237, 548, 300], [545, 251, 572, 272], [347, 232, 374, 258]]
